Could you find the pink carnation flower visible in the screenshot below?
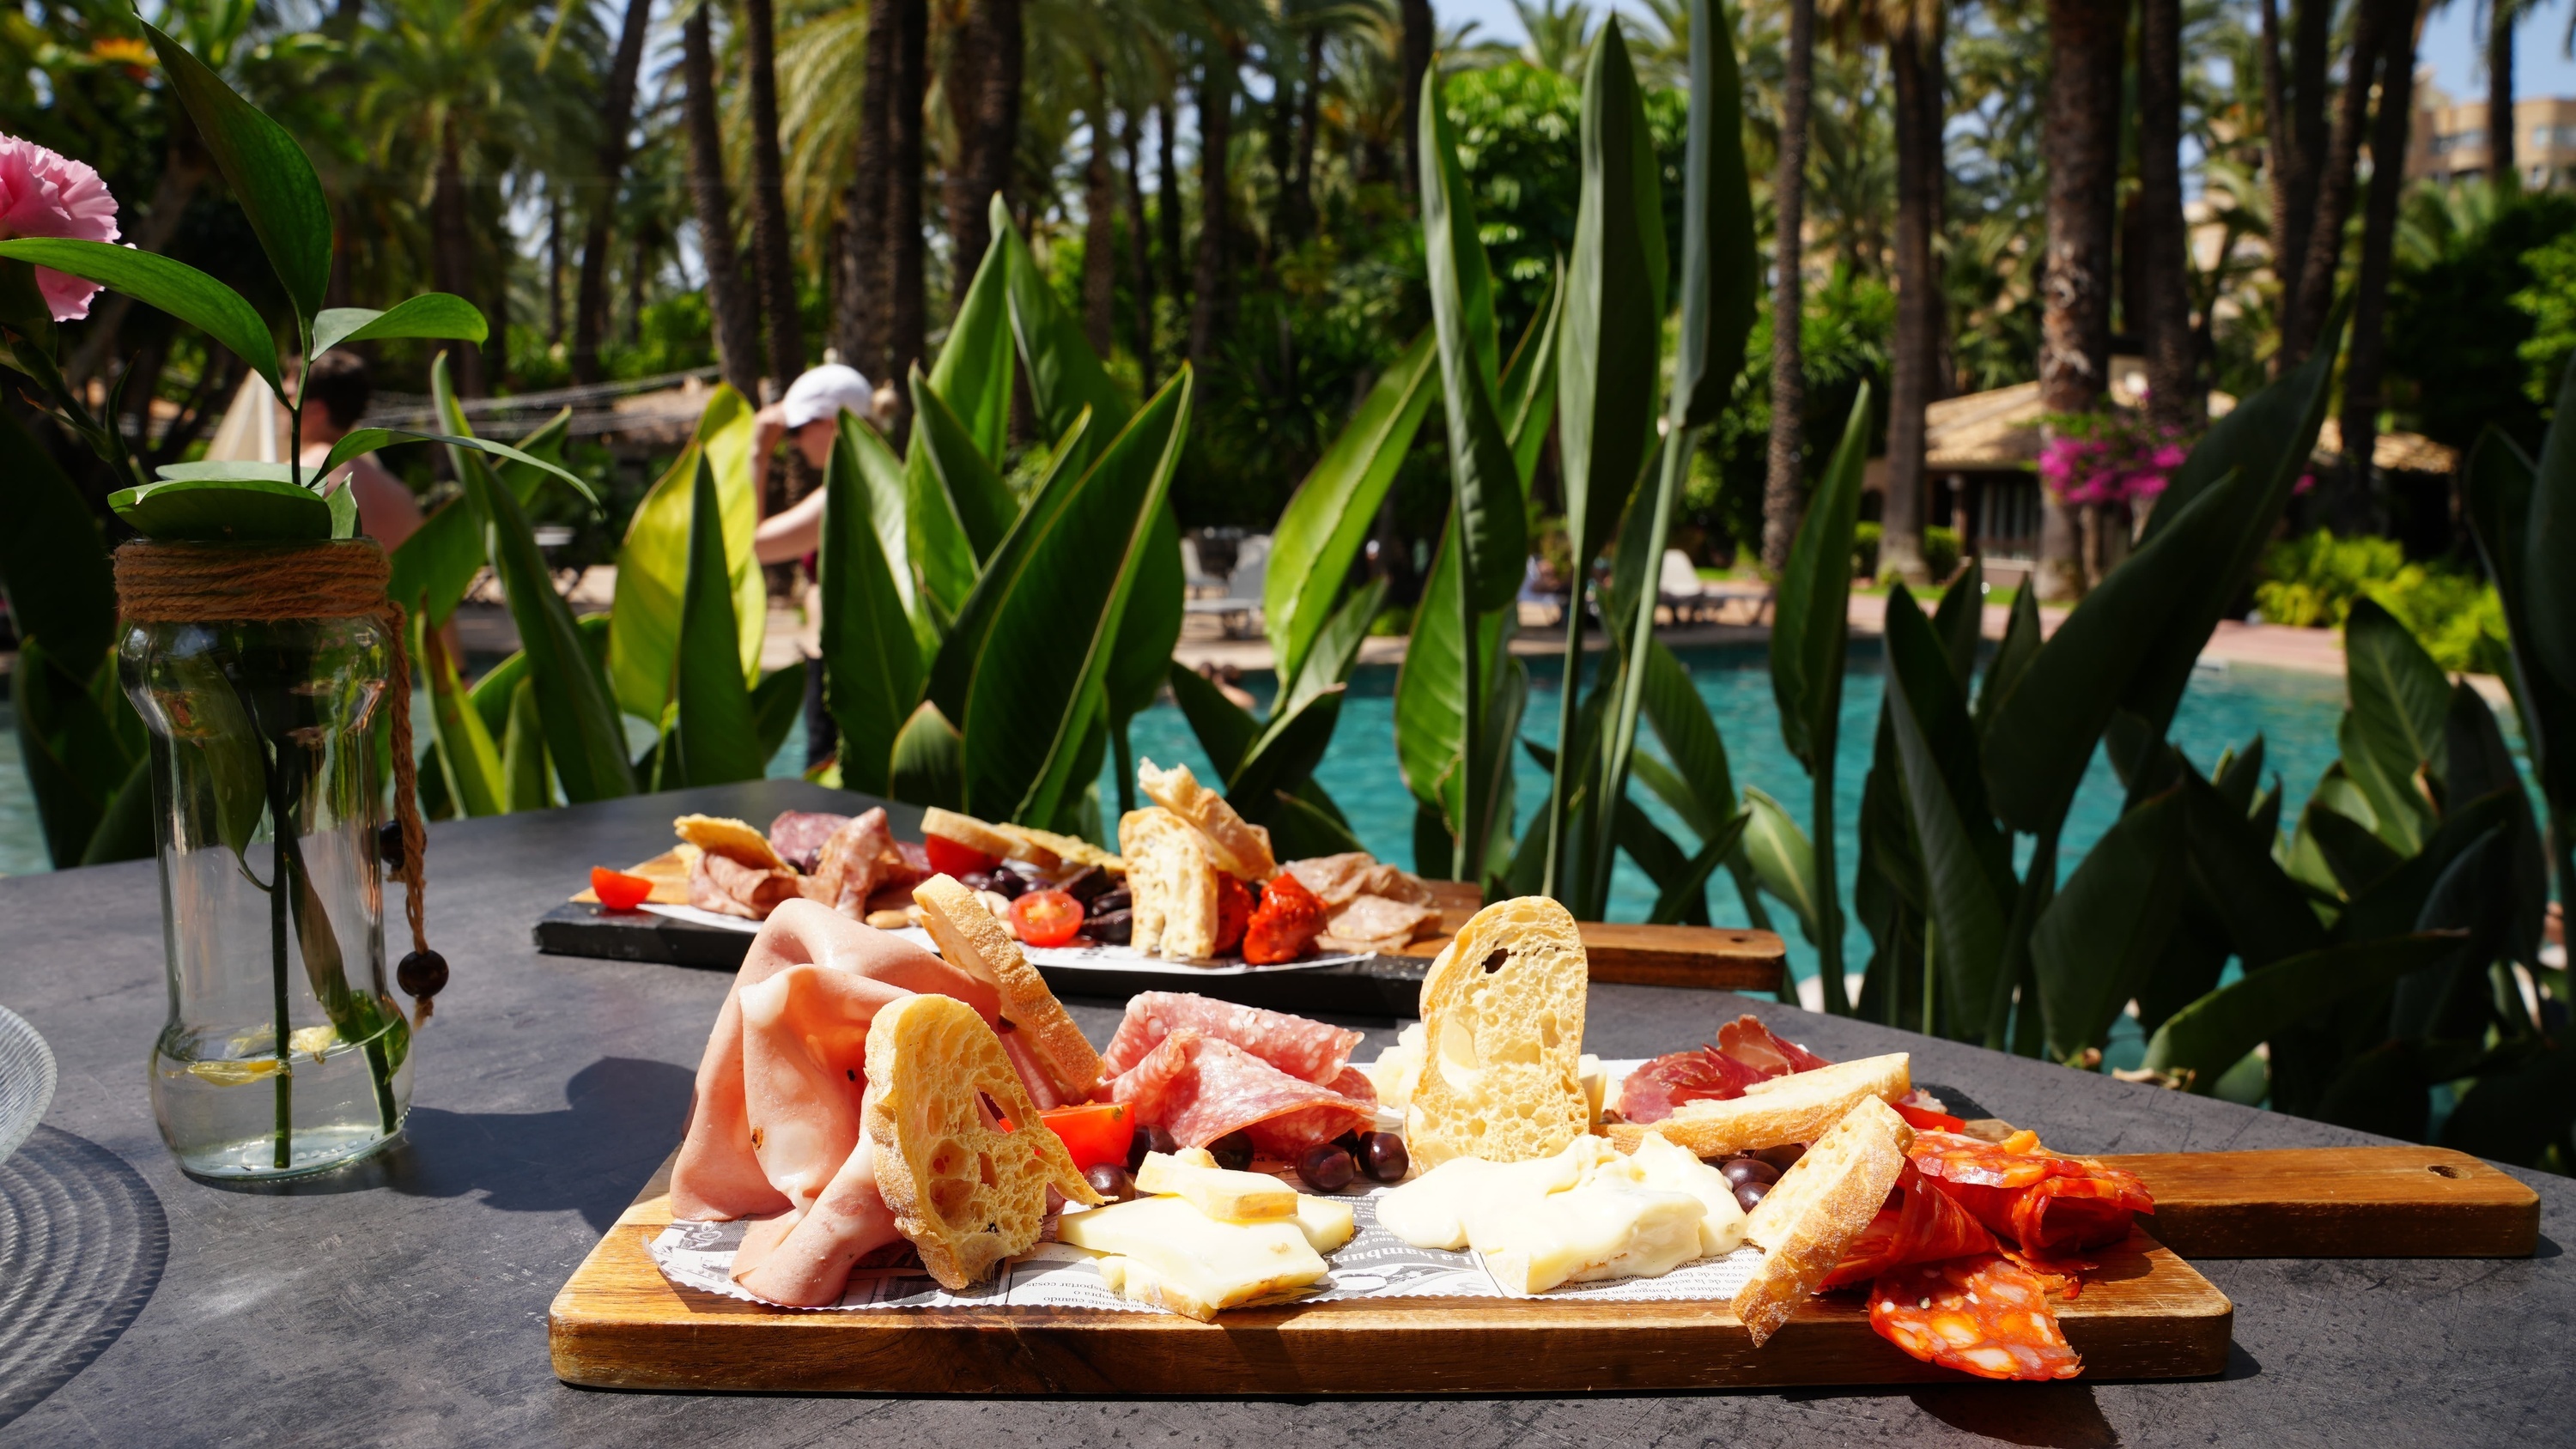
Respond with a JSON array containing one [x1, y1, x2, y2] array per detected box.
[[0, 134, 121, 322]]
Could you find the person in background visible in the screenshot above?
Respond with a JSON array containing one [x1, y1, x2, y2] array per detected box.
[[298, 353, 423, 551], [751, 363, 878, 566]]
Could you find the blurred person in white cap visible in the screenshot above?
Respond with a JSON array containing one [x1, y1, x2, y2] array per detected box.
[[751, 361, 880, 564]]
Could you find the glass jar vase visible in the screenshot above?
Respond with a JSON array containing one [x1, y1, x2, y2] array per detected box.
[[121, 613, 412, 1179]]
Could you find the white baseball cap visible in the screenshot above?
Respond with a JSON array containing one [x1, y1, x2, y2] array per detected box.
[[781, 363, 873, 428]]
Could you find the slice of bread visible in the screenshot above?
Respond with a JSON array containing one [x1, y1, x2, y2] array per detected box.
[[1729, 1094, 1913, 1346], [675, 815, 786, 870], [1137, 758, 1276, 880], [1119, 807, 1218, 959], [920, 807, 1018, 860], [911, 874, 1104, 1100], [1607, 1053, 1912, 1158], [1002, 824, 1126, 875], [1405, 896, 1592, 1170], [862, 993, 1102, 1289]]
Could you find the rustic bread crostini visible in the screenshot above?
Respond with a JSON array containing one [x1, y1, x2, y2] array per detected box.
[[1405, 896, 1592, 1171], [1728, 1094, 1914, 1346], [911, 874, 1105, 1100], [1118, 806, 1220, 959], [1607, 1053, 1913, 1157]]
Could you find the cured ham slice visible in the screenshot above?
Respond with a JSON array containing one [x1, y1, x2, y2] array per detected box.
[[1316, 894, 1438, 954], [1868, 1255, 2083, 1381], [1909, 1130, 2156, 1264], [1099, 991, 1364, 1085], [1821, 1164, 2002, 1289], [690, 850, 803, 919], [1108, 1028, 1375, 1156], [768, 810, 852, 873], [1614, 1014, 1832, 1123], [1285, 852, 1436, 907], [804, 808, 893, 916]]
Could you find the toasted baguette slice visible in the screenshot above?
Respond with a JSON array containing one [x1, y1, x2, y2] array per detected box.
[[675, 815, 786, 870], [862, 994, 1101, 1289], [1729, 1094, 1913, 1346], [920, 807, 1018, 860], [1405, 896, 1592, 1170], [1119, 807, 1218, 959], [911, 874, 1105, 1100], [1002, 824, 1125, 875], [1137, 758, 1276, 880], [1607, 1053, 1912, 1158]]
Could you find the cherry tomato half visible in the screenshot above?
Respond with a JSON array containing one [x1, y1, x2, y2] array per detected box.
[[1040, 1101, 1133, 1170], [1010, 889, 1086, 948], [591, 866, 653, 912], [1892, 1100, 1967, 1134], [924, 834, 1000, 877]]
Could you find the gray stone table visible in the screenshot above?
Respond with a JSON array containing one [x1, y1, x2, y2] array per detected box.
[[2, 779, 2569, 1447]]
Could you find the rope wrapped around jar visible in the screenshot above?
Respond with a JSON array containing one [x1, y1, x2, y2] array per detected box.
[[112, 540, 448, 1022]]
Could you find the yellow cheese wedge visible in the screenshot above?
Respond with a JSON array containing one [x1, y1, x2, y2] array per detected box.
[[1623, 1132, 1749, 1257], [1579, 1053, 1608, 1131], [1058, 1197, 1329, 1321], [1133, 1150, 1298, 1221], [1478, 1185, 1710, 1295], [1293, 1193, 1357, 1254], [1376, 1138, 1613, 1250]]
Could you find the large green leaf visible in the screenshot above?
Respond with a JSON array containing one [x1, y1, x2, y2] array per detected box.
[[2335, 789, 2517, 945], [909, 368, 1017, 561], [669, 454, 767, 788], [310, 294, 487, 360], [438, 359, 634, 803], [1740, 785, 1822, 942], [1390, 514, 1510, 814], [2464, 429, 2576, 812], [2303, 798, 2405, 896], [1981, 467, 2249, 835], [2520, 351, 2576, 692], [418, 618, 506, 817], [998, 197, 1132, 476], [2443, 682, 2549, 964], [1229, 688, 1346, 820], [607, 385, 764, 720], [819, 423, 927, 795], [1501, 271, 1565, 487], [1419, 70, 1525, 613], [1771, 384, 1871, 770], [941, 369, 1192, 823], [386, 496, 483, 630], [1672, 0, 1759, 428], [2344, 594, 2451, 797], [9, 639, 142, 867], [1555, 18, 1665, 567], [751, 660, 806, 767], [888, 700, 964, 808], [2179, 766, 2330, 967], [500, 674, 549, 810], [1107, 498, 1183, 725], [1265, 328, 1438, 686], [141, 20, 331, 322], [2032, 789, 2187, 1061], [1168, 661, 1262, 780], [930, 215, 1018, 465], [2443, 1037, 2576, 1167], [1882, 587, 2014, 1035], [0, 239, 281, 391], [2336, 708, 2433, 857], [495, 408, 574, 506], [109, 475, 331, 542], [0, 404, 113, 665], [837, 412, 937, 660], [2140, 933, 2465, 1092], [320, 427, 596, 506], [1281, 575, 1388, 722], [927, 415, 1103, 722]]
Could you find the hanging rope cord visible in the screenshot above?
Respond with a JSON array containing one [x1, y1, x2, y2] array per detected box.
[[113, 540, 447, 1020]]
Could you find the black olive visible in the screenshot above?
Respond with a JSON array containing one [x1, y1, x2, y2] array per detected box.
[[1127, 1124, 1176, 1171], [1088, 887, 1133, 916], [1084, 1163, 1136, 1202], [1721, 1157, 1779, 1188], [1360, 1131, 1410, 1182], [1734, 1179, 1770, 1214], [1058, 865, 1110, 903], [1297, 1143, 1357, 1193], [1209, 1131, 1255, 1171], [1756, 1142, 1807, 1172], [983, 870, 1029, 900], [1333, 1130, 1364, 1153], [1087, 908, 1133, 943]]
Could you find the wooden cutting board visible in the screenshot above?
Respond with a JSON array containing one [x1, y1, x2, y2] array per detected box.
[[2105, 1145, 2541, 1258], [548, 1158, 2229, 1394], [1399, 919, 1789, 994]]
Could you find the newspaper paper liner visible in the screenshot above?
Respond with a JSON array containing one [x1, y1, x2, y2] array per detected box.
[[636, 907, 1370, 976], [647, 1176, 1762, 1315]]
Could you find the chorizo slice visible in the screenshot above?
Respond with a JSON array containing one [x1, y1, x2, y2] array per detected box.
[[1868, 1254, 2083, 1381]]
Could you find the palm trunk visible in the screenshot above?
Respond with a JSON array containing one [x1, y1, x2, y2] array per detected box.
[[1761, 0, 1816, 575], [838, 0, 901, 378], [1122, 111, 1157, 388], [432, 118, 483, 397], [626, 230, 650, 347], [2284, 0, 2391, 370], [2138, 0, 2198, 432], [1187, 39, 1238, 368], [1291, 29, 1324, 245], [1266, 52, 1298, 260], [884, 0, 930, 440], [2286, 0, 2331, 281], [1882, 20, 1937, 585], [2257, 0, 2300, 336], [1083, 82, 1117, 356], [1399, 0, 1433, 196], [572, 0, 655, 385], [742, 0, 805, 397], [2036, 0, 2125, 600], [2340, 0, 2421, 532], [547, 195, 566, 346], [2488, 0, 2518, 188], [1156, 98, 1186, 313], [945, 0, 1022, 300], [684, 1, 763, 402]]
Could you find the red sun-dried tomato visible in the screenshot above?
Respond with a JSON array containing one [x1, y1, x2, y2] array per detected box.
[[1212, 872, 1255, 956], [1242, 872, 1327, 964]]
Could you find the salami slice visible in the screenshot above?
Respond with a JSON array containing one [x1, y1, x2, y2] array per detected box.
[[1106, 1028, 1374, 1155], [1821, 1165, 2002, 1288], [1909, 1131, 2154, 1263], [1099, 991, 1364, 1086], [767, 810, 852, 873], [1868, 1255, 2083, 1381]]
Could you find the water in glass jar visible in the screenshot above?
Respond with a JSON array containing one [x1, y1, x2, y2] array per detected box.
[[150, 1015, 412, 1178]]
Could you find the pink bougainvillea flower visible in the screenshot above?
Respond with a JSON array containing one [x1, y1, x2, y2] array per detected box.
[[0, 134, 121, 322]]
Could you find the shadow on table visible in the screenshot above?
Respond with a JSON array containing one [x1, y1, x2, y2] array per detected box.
[[0, 1125, 168, 1430], [1904, 1342, 2259, 1446], [192, 1056, 692, 1232]]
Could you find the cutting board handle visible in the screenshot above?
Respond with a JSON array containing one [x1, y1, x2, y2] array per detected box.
[[2103, 1145, 2541, 1258]]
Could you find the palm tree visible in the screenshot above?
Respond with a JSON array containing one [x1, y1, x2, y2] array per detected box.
[[2136, 0, 2196, 432], [742, 0, 808, 398], [886, 0, 932, 423], [572, 0, 657, 385], [1188, 30, 1242, 367], [948, 0, 1025, 296], [1875, 0, 1942, 583], [1511, 0, 1597, 75], [2486, 0, 2522, 188], [1398, 0, 1431, 191], [2339, 0, 2424, 530], [2282, 0, 2397, 371], [683, 0, 763, 399], [2033, 0, 2123, 600], [1765, 0, 1820, 573]]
